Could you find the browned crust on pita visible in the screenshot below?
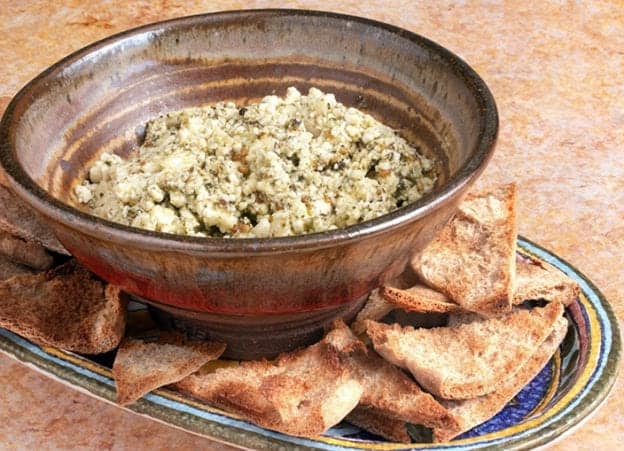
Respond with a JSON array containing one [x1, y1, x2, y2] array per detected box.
[[514, 256, 580, 306], [412, 184, 517, 317], [351, 289, 394, 335], [0, 185, 68, 255], [174, 328, 363, 437], [0, 260, 126, 353], [434, 316, 569, 441], [346, 406, 411, 443], [0, 231, 54, 270], [325, 323, 457, 430], [380, 284, 462, 314], [365, 301, 563, 400], [113, 333, 225, 405]]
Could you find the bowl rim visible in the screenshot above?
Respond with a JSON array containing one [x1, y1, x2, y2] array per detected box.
[[0, 8, 498, 253]]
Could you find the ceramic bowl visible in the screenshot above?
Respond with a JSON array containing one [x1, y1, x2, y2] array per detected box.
[[0, 10, 497, 358]]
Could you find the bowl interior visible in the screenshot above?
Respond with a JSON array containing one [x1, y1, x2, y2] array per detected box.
[[5, 10, 491, 217]]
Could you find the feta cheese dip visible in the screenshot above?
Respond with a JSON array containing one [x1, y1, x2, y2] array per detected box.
[[74, 87, 437, 238]]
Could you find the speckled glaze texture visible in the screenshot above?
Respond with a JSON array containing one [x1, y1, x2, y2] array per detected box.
[[0, 1, 622, 449]]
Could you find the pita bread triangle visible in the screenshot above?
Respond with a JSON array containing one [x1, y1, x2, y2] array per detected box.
[[412, 183, 517, 317], [365, 300, 563, 400], [112, 333, 225, 405], [433, 315, 568, 441]]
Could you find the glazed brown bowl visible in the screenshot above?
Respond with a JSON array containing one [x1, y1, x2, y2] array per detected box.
[[0, 10, 497, 358]]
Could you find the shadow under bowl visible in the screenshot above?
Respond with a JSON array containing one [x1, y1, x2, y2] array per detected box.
[[0, 10, 497, 359]]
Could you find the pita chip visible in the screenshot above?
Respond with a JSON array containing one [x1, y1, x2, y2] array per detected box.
[[325, 322, 457, 430], [0, 231, 54, 270], [346, 406, 411, 443], [366, 301, 563, 400], [434, 316, 568, 441], [412, 184, 517, 317], [514, 256, 579, 306], [0, 185, 68, 255], [0, 260, 125, 353], [351, 289, 395, 335], [174, 326, 364, 437], [113, 333, 226, 405], [380, 284, 462, 314]]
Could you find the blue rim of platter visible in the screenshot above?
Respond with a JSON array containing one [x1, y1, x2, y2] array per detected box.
[[0, 236, 620, 450]]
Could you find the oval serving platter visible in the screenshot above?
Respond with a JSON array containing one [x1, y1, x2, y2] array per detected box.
[[0, 237, 620, 450]]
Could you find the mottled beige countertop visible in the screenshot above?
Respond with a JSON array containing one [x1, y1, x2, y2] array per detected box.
[[0, 0, 622, 449]]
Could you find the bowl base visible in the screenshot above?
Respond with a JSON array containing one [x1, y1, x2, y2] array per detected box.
[[135, 295, 368, 360]]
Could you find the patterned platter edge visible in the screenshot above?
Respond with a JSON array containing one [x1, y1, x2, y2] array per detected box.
[[0, 236, 620, 451]]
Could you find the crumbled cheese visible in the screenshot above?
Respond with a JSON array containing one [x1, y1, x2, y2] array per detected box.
[[74, 185, 92, 204], [75, 87, 437, 238]]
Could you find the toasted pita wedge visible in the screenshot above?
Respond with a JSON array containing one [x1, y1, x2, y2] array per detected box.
[[514, 256, 579, 306], [412, 184, 517, 317], [366, 301, 563, 400], [351, 289, 394, 335], [351, 265, 430, 334], [0, 185, 68, 255], [0, 255, 36, 280], [325, 322, 457, 430], [346, 406, 411, 443], [381, 285, 462, 314], [434, 316, 568, 441], [174, 327, 364, 437], [113, 333, 225, 405], [0, 260, 125, 353], [0, 231, 54, 270]]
